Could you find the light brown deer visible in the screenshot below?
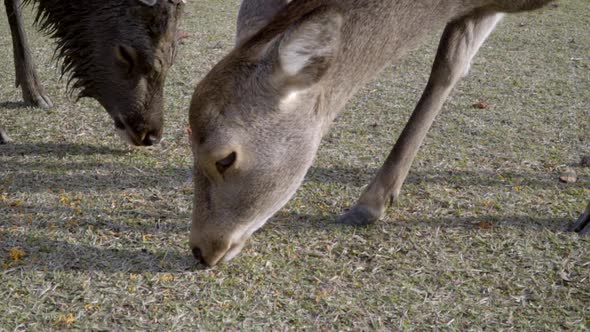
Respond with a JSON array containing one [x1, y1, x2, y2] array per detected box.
[[188, 0, 588, 266]]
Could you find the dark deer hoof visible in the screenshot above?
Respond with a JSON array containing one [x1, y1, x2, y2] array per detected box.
[[569, 202, 590, 236], [337, 206, 378, 226], [0, 128, 11, 144]]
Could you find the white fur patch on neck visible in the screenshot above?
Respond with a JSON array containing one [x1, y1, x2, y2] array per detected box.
[[280, 91, 300, 108], [280, 90, 308, 112], [280, 41, 312, 76]]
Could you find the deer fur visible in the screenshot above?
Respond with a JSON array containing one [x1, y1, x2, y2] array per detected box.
[[187, 0, 587, 266]]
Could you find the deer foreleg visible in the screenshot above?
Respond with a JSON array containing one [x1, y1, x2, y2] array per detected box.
[[339, 11, 504, 225], [4, 0, 53, 109]]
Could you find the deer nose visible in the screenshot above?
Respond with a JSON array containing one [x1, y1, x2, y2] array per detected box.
[[114, 115, 162, 146], [191, 247, 208, 266]]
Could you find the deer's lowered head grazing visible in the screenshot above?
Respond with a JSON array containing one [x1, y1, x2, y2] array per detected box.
[[189, 3, 344, 266], [189, 0, 564, 266], [5, 0, 184, 146], [74, 0, 183, 146]]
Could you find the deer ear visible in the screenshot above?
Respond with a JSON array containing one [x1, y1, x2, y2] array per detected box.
[[235, 0, 289, 47], [276, 7, 343, 91]]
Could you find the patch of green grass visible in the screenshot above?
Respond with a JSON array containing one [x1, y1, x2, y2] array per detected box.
[[1, 0, 589, 330]]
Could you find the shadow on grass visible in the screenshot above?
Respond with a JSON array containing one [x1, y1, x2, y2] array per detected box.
[[0, 142, 127, 156], [2, 161, 581, 194], [306, 165, 587, 189], [0, 211, 581, 273], [1, 190, 191, 273], [0, 234, 200, 273], [1, 151, 191, 193], [269, 211, 579, 233], [2, 199, 191, 234], [0, 168, 191, 193], [1, 141, 192, 193], [0, 101, 31, 109]]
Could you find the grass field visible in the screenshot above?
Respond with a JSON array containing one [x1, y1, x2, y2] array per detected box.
[[1, 0, 589, 330]]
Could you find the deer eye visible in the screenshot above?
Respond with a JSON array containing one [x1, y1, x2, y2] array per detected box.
[[215, 152, 237, 175]]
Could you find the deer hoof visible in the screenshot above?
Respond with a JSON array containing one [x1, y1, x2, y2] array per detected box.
[[336, 206, 378, 226], [22, 86, 53, 109], [26, 92, 53, 110], [36, 93, 54, 109]]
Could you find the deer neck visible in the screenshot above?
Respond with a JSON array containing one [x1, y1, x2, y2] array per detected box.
[[315, 0, 482, 127]]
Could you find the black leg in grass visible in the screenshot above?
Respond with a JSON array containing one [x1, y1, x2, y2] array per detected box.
[[570, 201, 590, 236]]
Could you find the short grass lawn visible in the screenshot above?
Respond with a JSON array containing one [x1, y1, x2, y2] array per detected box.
[[1, 0, 588, 330]]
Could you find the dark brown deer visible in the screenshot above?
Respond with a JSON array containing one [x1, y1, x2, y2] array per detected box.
[[188, 0, 588, 266], [2, 0, 184, 146]]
